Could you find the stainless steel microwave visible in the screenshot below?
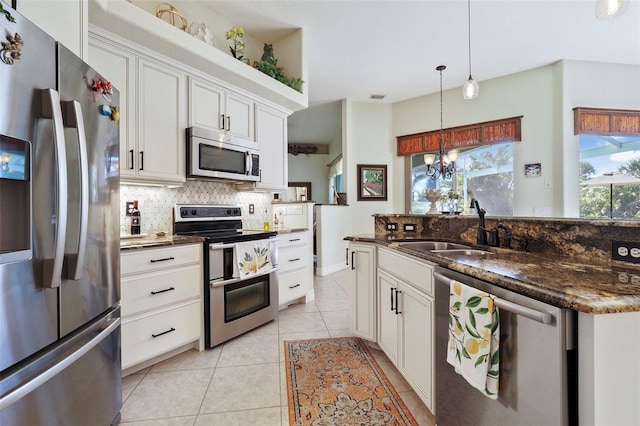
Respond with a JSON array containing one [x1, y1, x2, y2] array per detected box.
[[187, 127, 260, 182]]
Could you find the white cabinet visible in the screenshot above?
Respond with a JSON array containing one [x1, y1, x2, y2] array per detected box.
[[16, 0, 87, 59], [136, 57, 186, 184], [188, 77, 254, 140], [88, 37, 136, 179], [120, 244, 202, 372], [348, 242, 376, 341], [255, 104, 288, 191], [377, 247, 434, 411], [278, 230, 313, 306], [88, 31, 186, 185]]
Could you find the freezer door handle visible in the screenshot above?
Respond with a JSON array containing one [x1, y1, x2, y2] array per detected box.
[[39, 88, 68, 289], [0, 317, 120, 411], [61, 100, 89, 280]]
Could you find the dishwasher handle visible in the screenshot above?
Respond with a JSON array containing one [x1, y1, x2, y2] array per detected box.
[[434, 272, 553, 324]]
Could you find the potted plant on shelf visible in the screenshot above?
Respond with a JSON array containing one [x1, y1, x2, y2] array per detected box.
[[225, 26, 248, 64]]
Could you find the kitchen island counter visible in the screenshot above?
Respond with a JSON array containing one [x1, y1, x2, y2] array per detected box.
[[346, 235, 640, 314]]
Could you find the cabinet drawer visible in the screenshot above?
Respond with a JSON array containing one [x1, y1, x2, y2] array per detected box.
[[121, 301, 201, 369], [121, 244, 201, 275], [279, 268, 308, 304], [278, 245, 310, 273], [378, 248, 434, 295], [278, 232, 309, 249], [121, 265, 201, 317]]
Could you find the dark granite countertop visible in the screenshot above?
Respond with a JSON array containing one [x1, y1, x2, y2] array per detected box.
[[346, 235, 640, 314], [120, 234, 205, 251]]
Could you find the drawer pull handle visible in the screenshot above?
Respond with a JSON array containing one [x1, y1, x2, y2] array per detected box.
[[289, 258, 301, 262], [289, 238, 301, 242], [150, 286, 175, 295], [289, 283, 301, 289], [152, 327, 176, 338], [150, 257, 175, 263]]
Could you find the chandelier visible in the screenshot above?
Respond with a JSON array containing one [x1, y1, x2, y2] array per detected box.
[[424, 65, 459, 180]]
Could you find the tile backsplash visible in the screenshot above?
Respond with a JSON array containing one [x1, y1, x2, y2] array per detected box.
[[120, 181, 272, 235]]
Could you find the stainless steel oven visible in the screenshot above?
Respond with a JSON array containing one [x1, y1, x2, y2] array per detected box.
[[173, 204, 278, 349], [208, 239, 279, 348], [186, 126, 260, 182]]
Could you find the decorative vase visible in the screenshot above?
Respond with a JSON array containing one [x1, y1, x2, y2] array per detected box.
[[425, 190, 441, 215]]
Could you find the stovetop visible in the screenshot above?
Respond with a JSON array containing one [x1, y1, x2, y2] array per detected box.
[[173, 204, 276, 243]]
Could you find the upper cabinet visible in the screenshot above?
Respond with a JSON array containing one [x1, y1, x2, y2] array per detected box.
[[88, 37, 136, 180], [88, 31, 186, 185], [15, 0, 87, 59], [136, 58, 186, 183], [255, 104, 288, 190], [189, 77, 254, 140]]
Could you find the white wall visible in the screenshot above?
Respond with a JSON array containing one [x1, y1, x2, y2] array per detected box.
[[559, 60, 640, 217], [314, 205, 349, 276], [288, 152, 331, 204], [393, 65, 556, 216], [344, 100, 394, 235], [392, 60, 640, 217]]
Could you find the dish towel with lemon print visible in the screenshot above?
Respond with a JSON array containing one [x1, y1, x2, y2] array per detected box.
[[235, 240, 272, 279], [447, 279, 500, 399]]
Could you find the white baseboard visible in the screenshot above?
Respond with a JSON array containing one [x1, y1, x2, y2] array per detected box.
[[315, 262, 348, 277]]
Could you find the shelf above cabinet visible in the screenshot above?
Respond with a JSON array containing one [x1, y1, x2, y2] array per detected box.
[[88, 0, 307, 112]]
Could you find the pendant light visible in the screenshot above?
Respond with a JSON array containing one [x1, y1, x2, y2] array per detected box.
[[595, 0, 627, 20], [462, 0, 479, 99], [424, 65, 458, 180]]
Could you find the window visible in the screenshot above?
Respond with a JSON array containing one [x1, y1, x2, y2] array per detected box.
[[579, 134, 640, 218], [409, 143, 514, 215]]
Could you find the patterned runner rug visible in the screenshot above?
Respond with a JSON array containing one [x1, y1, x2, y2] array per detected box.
[[284, 337, 417, 426]]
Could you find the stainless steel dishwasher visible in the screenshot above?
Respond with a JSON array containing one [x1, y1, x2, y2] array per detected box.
[[434, 266, 578, 425]]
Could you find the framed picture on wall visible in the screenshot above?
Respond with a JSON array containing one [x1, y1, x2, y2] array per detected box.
[[357, 164, 387, 201], [524, 163, 542, 177]]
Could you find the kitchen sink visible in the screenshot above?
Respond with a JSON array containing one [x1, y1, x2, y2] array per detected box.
[[397, 241, 472, 251], [431, 249, 495, 256]]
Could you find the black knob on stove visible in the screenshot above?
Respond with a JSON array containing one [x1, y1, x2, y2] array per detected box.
[[191, 209, 197, 216], [226, 209, 232, 216]]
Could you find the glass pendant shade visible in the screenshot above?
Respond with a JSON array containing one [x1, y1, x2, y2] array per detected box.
[[463, 76, 479, 99], [423, 153, 436, 166], [448, 149, 460, 162], [595, 0, 627, 19]]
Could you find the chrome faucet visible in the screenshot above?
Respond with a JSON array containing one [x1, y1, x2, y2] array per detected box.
[[471, 198, 487, 245]]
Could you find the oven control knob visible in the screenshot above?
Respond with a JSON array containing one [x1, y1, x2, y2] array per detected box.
[[227, 209, 232, 215], [191, 209, 197, 216], [233, 209, 240, 215]]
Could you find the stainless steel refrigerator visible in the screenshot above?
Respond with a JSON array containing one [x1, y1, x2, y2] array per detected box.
[[0, 4, 121, 425]]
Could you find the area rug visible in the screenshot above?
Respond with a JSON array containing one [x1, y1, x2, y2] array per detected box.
[[284, 337, 418, 426]]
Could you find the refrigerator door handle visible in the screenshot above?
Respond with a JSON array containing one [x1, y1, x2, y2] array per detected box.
[[39, 88, 68, 289], [0, 317, 121, 411], [61, 100, 89, 280]]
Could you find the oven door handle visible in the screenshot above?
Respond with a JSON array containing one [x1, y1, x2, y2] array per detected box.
[[210, 266, 280, 288]]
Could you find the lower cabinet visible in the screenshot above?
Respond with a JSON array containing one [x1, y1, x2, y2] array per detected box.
[[120, 243, 203, 372], [278, 230, 313, 306], [348, 242, 377, 341], [377, 247, 435, 412]]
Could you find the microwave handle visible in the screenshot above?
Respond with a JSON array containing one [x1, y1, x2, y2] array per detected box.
[[245, 151, 251, 175]]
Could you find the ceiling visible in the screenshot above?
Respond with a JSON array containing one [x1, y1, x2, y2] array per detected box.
[[205, 1, 640, 144]]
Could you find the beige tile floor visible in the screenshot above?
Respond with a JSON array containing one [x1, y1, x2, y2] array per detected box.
[[119, 269, 435, 425]]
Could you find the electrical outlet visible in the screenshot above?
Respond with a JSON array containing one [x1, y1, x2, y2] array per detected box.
[[125, 201, 134, 216], [249, 204, 255, 214], [403, 224, 416, 232], [612, 240, 640, 264], [386, 222, 398, 231]]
